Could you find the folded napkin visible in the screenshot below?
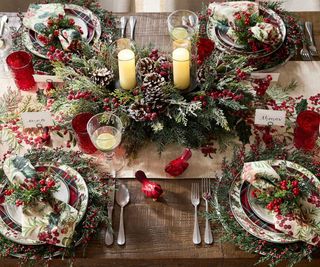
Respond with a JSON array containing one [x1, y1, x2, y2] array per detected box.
[[208, 1, 259, 26], [3, 156, 78, 247], [250, 22, 281, 45], [23, 4, 65, 33], [242, 160, 320, 246]]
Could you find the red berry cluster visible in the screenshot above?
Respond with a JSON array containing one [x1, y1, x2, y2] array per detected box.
[[266, 197, 283, 213], [148, 49, 172, 79], [38, 228, 61, 245], [252, 75, 272, 96], [47, 47, 72, 63], [236, 68, 247, 80], [39, 178, 56, 194], [103, 97, 121, 112], [67, 90, 98, 102]]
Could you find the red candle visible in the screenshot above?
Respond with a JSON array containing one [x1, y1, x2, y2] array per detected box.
[[6, 50, 36, 91], [294, 110, 320, 151], [72, 113, 97, 154]]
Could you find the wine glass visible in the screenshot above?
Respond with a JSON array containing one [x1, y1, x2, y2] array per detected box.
[[87, 112, 124, 173], [167, 10, 199, 41]]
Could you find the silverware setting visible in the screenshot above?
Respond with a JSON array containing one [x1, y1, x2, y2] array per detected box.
[[202, 178, 213, 245], [120, 16, 137, 41], [191, 179, 213, 245], [191, 182, 201, 245], [305, 21, 318, 57], [116, 183, 130, 245], [104, 177, 116, 246]]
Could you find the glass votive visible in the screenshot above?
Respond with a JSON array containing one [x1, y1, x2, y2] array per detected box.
[[294, 110, 320, 151], [72, 112, 97, 154], [167, 10, 199, 41], [6, 50, 36, 91]]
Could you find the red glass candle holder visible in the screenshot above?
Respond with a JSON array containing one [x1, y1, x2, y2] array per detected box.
[[6, 50, 36, 91], [72, 112, 97, 154], [294, 110, 320, 151]]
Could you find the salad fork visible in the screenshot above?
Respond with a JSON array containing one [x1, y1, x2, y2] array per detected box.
[[191, 183, 201, 244], [305, 21, 319, 57], [202, 178, 213, 245]]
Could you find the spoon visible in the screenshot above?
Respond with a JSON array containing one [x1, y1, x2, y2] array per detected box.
[[120, 16, 128, 38], [116, 183, 130, 245], [0, 15, 8, 49]]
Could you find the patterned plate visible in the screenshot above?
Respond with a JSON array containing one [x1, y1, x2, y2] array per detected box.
[[229, 160, 320, 244], [23, 4, 101, 59], [207, 5, 286, 57], [0, 165, 88, 245]]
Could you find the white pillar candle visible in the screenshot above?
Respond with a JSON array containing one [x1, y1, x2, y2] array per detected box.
[[172, 47, 190, 90], [118, 49, 136, 90]]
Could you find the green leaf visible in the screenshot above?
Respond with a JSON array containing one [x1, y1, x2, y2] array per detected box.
[[295, 99, 308, 115]]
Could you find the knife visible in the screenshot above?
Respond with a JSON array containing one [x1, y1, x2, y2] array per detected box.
[[105, 176, 116, 246]]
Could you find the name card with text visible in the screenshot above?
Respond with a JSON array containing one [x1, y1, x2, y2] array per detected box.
[[254, 109, 286, 126], [21, 112, 54, 128]]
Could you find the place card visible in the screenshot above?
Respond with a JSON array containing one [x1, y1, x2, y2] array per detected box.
[[250, 73, 280, 82], [254, 109, 286, 126], [33, 74, 63, 83], [21, 112, 54, 128]]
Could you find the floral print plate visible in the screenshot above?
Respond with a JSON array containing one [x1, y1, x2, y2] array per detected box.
[[23, 4, 101, 59], [0, 165, 88, 245], [229, 160, 320, 244]]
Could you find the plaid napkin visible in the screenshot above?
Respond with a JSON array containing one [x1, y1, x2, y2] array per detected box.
[[3, 156, 78, 247], [242, 160, 320, 246]]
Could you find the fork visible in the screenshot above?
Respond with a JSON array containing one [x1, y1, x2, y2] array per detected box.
[[191, 183, 201, 244], [299, 23, 311, 61], [202, 178, 213, 245], [305, 21, 319, 57]]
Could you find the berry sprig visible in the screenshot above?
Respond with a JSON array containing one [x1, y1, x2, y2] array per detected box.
[[3, 172, 59, 207], [251, 75, 272, 96]]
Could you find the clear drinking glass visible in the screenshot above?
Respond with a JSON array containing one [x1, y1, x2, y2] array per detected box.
[[87, 112, 124, 172], [167, 10, 199, 41]]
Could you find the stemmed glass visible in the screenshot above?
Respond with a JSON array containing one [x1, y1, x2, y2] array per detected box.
[[87, 112, 124, 173]]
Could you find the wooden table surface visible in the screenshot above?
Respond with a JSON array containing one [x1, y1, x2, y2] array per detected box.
[[1, 11, 320, 267]]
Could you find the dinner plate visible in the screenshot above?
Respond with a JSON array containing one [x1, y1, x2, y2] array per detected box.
[[23, 4, 101, 59], [0, 165, 88, 245], [229, 160, 320, 244], [207, 4, 286, 57]]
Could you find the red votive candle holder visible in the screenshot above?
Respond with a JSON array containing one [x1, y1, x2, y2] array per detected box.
[[6, 50, 36, 91], [72, 112, 97, 154], [294, 110, 320, 151]]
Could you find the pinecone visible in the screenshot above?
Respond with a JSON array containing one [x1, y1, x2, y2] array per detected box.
[[143, 73, 167, 111], [196, 65, 216, 84], [136, 57, 155, 77], [142, 72, 165, 90], [128, 102, 148, 121], [91, 67, 114, 87]]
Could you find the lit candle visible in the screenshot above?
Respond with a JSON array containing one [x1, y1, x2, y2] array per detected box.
[[172, 47, 190, 90], [118, 49, 136, 90]]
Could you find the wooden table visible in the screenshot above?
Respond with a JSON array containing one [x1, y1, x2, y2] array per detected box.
[[1, 10, 320, 267]]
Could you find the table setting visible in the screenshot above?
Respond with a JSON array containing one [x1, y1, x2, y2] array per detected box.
[[0, 0, 319, 266]]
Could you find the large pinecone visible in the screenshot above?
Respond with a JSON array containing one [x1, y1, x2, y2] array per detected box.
[[128, 102, 148, 121], [91, 67, 114, 87], [136, 57, 155, 77], [143, 73, 167, 111], [196, 65, 216, 84]]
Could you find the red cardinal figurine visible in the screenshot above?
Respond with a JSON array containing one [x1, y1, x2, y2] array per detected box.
[[135, 170, 163, 201], [165, 148, 192, 177]]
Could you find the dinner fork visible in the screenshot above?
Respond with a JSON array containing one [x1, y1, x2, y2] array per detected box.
[[300, 22, 312, 61], [191, 183, 201, 244], [305, 21, 319, 57], [202, 178, 213, 245]]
